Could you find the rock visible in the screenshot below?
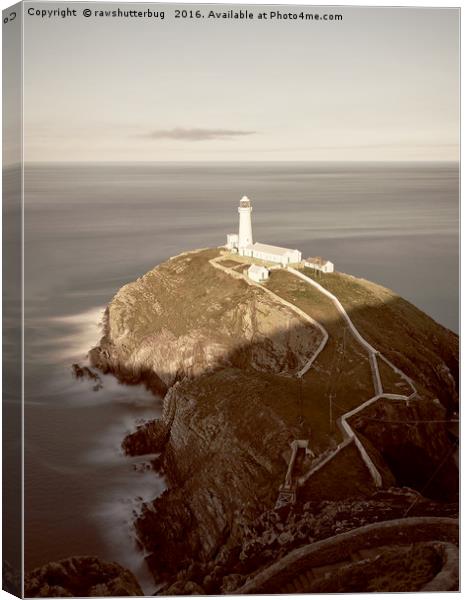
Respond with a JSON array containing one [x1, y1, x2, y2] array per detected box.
[[122, 419, 169, 456], [25, 556, 143, 597], [221, 573, 245, 593], [163, 581, 187, 595], [278, 530, 294, 545], [134, 368, 297, 576], [71, 363, 103, 391], [202, 574, 214, 593], [184, 581, 204, 594], [351, 399, 459, 502], [164, 580, 204, 595]]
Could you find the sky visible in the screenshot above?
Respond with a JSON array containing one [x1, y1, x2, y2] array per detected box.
[[21, 3, 460, 162]]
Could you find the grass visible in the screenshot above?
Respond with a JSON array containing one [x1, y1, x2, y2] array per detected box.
[[377, 357, 413, 396], [264, 269, 377, 452], [299, 267, 458, 410]]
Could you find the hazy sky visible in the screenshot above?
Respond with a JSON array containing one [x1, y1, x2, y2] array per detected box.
[[22, 3, 459, 162]]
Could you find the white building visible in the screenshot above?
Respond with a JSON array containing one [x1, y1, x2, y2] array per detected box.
[[242, 242, 301, 266], [304, 256, 334, 273], [226, 233, 239, 250], [226, 196, 302, 266], [248, 264, 270, 283]]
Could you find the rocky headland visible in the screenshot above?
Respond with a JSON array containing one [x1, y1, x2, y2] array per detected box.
[[82, 247, 459, 594], [25, 557, 143, 597]]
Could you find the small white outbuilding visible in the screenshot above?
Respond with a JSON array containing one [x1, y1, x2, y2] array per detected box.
[[226, 233, 239, 250], [248, 264, 270, 283], [304, 257, 335, 273]]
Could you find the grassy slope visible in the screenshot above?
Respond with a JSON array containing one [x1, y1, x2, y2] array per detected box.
[[109, 248, 224, 341], [265, 269, 376, 452], [302, 268, 458, 410]]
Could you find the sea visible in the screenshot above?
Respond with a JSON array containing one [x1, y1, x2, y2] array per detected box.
[[10, 161, 459, 591]]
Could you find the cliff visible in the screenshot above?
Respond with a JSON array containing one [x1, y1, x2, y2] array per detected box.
[[90, 248, 323, 390], [89, 248, 458, 592]]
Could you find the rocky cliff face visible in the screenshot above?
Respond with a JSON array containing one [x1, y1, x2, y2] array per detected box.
[[90, 249, 323, 391], [156, 489, 458, 596], [350, 398, 458, 502], [127, 367, 302, 576]]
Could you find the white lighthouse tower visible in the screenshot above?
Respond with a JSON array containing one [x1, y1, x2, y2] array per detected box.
[[238, 195, 253, 250]]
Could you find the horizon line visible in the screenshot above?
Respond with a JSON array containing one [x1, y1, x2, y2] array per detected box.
[[6, 159, 461, 167]]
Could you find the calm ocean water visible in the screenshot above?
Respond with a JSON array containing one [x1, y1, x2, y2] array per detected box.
[[21, 162, 458, 588]]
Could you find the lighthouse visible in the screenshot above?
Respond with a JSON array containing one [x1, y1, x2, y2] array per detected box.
[[238, 196, 253, 249], [225, 195, 304, 266]]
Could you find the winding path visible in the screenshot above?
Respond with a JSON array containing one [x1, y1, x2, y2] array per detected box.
[[286, 267, 417, 489], [210, 254, 421, 494]]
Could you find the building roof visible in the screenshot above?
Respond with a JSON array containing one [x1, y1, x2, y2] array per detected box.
[[251, 242, 300, 256], [305, 256, 332, 266], [248, 264, 269, 274]]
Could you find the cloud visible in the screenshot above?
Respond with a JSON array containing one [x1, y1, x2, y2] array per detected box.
[[145, 127, 257, 141]]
